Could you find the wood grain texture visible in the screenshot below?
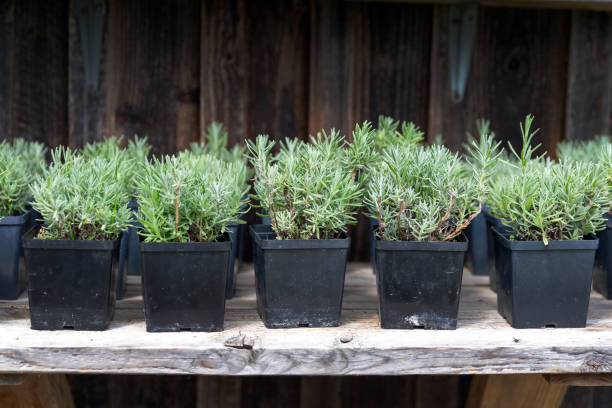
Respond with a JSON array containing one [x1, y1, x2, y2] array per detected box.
[[1, 265, 612, 375], [309, 1, 432, 135], [108, 375, 196, 408], [245, 0, 309, 143], [201, 0, 246, 147], [565, 10, 612, 140], [545, 373, 612, 385], [104, 0, 200, 155], [0, 0, 14, 142], [68, 0, 108, 148], [429, 6, 570, 155], [0, 374, 74, 408], [10, 0, 68, 146], [466, 374, 567, 408]]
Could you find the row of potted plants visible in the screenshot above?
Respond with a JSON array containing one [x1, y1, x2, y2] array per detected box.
[[1, 116, 610, 332]]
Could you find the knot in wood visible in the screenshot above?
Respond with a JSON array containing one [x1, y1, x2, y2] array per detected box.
[[340, 334, 353, 343], [224, 333, 255, 350]]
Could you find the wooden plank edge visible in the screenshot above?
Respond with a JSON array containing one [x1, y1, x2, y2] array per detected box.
[[345, 0, 612, 11], [543, 373, 612, 386], [0, 345, 611, 375]]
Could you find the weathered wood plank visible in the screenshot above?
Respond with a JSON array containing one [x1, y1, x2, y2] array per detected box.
[[565, 10, 612, 140], [104, 0, 200, 155], [68, 0, 108, 148], [0, 0, 14, 142], [196, 376, 242, 408], [245, 0, 310, 143], [0, 374, 74, 408], [429, 6, 570, 155], [2, 265, 612, 375], [545, 373, 612, 386], [466, 374, 567, 408], [108, 375, 196, 408], [349, 0, 612, 12], [200, 0, 247, 147], [10, 0, 68, 146]]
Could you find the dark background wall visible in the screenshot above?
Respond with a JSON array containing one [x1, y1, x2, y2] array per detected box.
[[2, 2, 612, 406], [1, 0, 611, 261]]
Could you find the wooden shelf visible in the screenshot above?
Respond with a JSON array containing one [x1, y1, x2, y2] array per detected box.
[[0, 263, 611, 376]]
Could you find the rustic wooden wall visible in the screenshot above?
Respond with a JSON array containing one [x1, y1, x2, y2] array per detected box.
[[67, 374, 612, 408], [1, 1, 612, 404]]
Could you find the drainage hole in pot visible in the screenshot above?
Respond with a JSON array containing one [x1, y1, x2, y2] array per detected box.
[[179, 328, 192, 332], [298, 323, 310, 328], [63, 325, 74, 330], [412, 325, 425, 329], [544, 324, 556, 328]]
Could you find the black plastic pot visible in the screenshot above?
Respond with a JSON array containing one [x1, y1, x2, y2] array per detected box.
[[0, 212, 29, 300], [226, 221, 240, 299], [140, 236, 230, 332], [126, 200, 143, 279], [465, 211, 488, 276], [116, 230, 129, 299], [493, 228, 598, 329], [369, 217, 378, 271], [374, 238, 467, 330], [483, 209, 507, 292], [250, 224, 350, 328], [593, 214, 612, 299], [23, 238, 119, 330]]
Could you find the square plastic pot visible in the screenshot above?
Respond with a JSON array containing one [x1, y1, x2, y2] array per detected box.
[[374, 238, 467, 330], [140, 236, 230, 332], [593, 214, 612, 299], [0, 212, 29, 300], [116, 230, 129, 299], [493, 228, 598, 329], [369, 217, 379, 272], [465, 211, 488, 276], [226, 221, 240, 299], [250, 224, 350, 328], [23, 238, 119, 331], [483, 210, 508, 292]]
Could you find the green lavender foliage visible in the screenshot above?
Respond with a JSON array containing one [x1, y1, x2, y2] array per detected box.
[[373, 115, 424, 152], [0, 139, 47, 217], [136, 153, 248, 243], [557, 135, 611, 163], [188, 122, 251, 193], [30, 147, 131, 240], [248, 127, 368, 240], [82, 136, 148, 197], [11, 138, 48, 177], [601, 144, 612, 213], [488, 115, 610, 243], [557, 136, 612, 214], [366, 132, 500, 241]]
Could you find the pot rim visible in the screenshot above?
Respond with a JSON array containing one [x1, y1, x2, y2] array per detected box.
[[140, 232, 231, 253], [492, 227, 599, 251], [23, 237, 119, 250], [250, 224, 351, 249]]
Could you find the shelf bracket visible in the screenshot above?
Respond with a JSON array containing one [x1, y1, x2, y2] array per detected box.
[[448, 3, 478, 104]]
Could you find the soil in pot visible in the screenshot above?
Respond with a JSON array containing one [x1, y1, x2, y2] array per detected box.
[[250, 224, 350, 329], [493, 228, 598, 329], [140, 236, 230, 332], [465, 211, 488, 276], [593, 214, 612, 299], [23, 238, 119, 330], [0, 212, 30, 300], [374, 238, 467, 330]]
